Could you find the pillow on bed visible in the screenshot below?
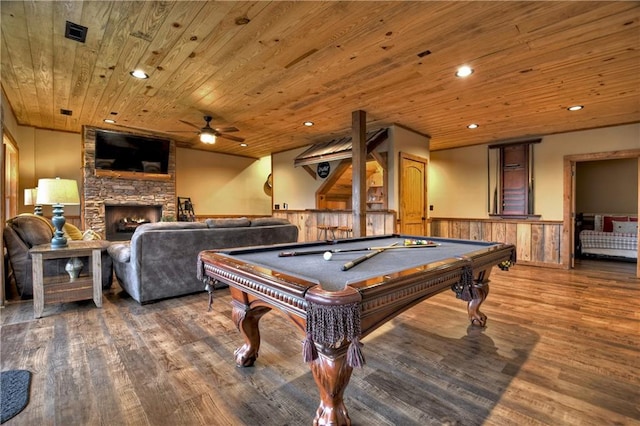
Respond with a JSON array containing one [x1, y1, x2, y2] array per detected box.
[[612, 220, 638, 234], [603, 216, 628, 232]]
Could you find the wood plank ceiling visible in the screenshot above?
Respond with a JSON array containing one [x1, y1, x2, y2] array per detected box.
[[1, 1, 639, 158]]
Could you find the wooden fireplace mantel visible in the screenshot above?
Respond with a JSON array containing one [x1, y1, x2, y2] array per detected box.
[[95, 169, 172, 181]]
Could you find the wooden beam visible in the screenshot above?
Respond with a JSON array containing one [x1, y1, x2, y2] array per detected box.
[[302, 165, 317, 179], [352, 110, 367, 237], [370, 151, 387, 173]]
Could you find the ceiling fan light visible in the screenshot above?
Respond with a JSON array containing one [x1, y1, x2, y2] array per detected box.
[[200, 131, 216, 144]]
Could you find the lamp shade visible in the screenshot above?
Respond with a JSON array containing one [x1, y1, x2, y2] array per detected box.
[[36, 178, 80, 205], [24, 188, 38, 206], [200, 131, 216, 144]]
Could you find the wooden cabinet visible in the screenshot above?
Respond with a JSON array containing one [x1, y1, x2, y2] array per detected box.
[[501, 144, 529, 215], [489, 140, 540, 218]]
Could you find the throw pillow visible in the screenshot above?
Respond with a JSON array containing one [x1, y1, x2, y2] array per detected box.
[[250, 217, 291, 227], [603, 215, 628, 232], [82, 229, 103, 240], [206, 217, 251, 228], [63, 223, 84, 240], [612, 220, 638, 234]]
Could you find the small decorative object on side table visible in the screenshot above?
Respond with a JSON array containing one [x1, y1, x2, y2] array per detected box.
[[29, 240, 103, 318]]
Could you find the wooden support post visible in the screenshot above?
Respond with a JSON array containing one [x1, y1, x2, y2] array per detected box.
[[352, 110, 367, 237]]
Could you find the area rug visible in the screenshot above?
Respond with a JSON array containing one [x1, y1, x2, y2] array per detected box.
[[1, 370, 31, 424]]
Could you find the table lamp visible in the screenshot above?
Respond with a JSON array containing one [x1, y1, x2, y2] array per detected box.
[[24, 187, 42, 215], [36, 178, 80, 248]]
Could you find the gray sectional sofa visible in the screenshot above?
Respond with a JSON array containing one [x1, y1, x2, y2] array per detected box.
[[107, 217, 299, 303]]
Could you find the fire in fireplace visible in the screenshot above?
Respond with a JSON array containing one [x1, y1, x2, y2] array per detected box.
[[105, 204, 162, 241]]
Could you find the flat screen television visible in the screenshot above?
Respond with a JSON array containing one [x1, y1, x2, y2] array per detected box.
[[95, 129, 170, 174]]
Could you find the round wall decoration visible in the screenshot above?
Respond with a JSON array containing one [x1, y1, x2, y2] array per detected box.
[[263, 174, 273, 196], [317, 162, 331, 178]]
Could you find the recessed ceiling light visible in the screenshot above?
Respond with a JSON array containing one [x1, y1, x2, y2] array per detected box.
[[456, 65, 474, 78], [567, 105, 584, 111], [130, 69, 149, 79], [303, 121, 314, 126], [103, 119, 116, 124], [467, 123, 479, 129], [240, 143, 248, 147]]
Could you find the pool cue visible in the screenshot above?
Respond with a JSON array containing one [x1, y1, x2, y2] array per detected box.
[[341, 242, 400, 271], [278, 242, 438, 257]]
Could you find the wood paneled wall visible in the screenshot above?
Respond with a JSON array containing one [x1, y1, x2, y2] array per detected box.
[[430, 218, 564, 268], [273, 210, 397, 242]]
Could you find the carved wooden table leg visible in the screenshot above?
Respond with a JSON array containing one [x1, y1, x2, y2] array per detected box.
[[468, 284, 489, 326], [232, 300, 272, 367], [310, 351, 353, 426]]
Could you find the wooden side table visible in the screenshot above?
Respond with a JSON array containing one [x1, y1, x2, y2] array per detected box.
[[30, 240, 103, 318]]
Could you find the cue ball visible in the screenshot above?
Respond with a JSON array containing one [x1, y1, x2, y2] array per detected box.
[[323, 251, 333, 261]]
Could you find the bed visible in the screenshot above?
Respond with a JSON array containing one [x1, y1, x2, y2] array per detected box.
[[579, 214, 638, 260]]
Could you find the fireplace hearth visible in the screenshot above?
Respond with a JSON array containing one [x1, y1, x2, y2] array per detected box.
[[105, 204, 162, 241]]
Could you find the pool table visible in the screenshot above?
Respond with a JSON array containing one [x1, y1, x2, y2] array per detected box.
[[197, 234, 515, 426]]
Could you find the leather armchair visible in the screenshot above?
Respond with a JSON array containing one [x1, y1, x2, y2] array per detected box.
[[3, 214, 113, 298]]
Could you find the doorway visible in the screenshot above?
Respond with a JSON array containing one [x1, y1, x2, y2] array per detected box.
[[563, 149, 640, 278], [399, 152, 427, 235]]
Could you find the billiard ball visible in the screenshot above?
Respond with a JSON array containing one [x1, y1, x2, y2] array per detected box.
[[323, 251, 333, 261]]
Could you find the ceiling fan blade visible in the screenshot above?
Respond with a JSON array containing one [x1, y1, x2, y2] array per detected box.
[[167, 130, 198, 134], [214, 126, 239, 133], [218, 133, 245, 142], [178, 119, 202, 130]]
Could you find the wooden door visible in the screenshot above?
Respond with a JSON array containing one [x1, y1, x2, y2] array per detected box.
[[399, 153, 427, 235]]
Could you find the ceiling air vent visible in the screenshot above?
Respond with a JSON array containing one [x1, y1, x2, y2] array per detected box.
[[65, 21, 88, 43], [60, 109, 73, 116]]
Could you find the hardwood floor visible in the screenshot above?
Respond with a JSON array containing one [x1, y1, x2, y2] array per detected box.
[[1, 260, 638, 425]]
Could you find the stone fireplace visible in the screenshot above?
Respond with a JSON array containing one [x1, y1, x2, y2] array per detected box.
[[82, 126, 177, 238]]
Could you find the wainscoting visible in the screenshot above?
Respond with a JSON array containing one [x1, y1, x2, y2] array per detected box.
[[273, 210, 397, 242], [430, 217, 564, 268]]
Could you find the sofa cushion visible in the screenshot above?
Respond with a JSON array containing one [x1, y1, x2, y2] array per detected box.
[[108, 242, 131, 263], [250, 217, 291, 227], [137, 222, 208, 232], [8, 215, 53, 248], [206, 217, 251, 228]]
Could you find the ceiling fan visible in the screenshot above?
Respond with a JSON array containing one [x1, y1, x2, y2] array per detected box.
[[170, 115, 245, 145]]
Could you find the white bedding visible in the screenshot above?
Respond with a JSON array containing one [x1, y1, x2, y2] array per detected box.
[[579, 213, 638, 260]]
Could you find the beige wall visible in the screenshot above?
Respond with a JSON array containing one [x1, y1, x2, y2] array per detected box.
[[429, 123, 640, 220], [272, 124, 429, 211], [176, 148, 271, 216], [14, 128, 83, 216], [388, 125, 429, 210], [8, 122, 273, 218], [272, 146, 332, 210], [576, 158, 638, 214]]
